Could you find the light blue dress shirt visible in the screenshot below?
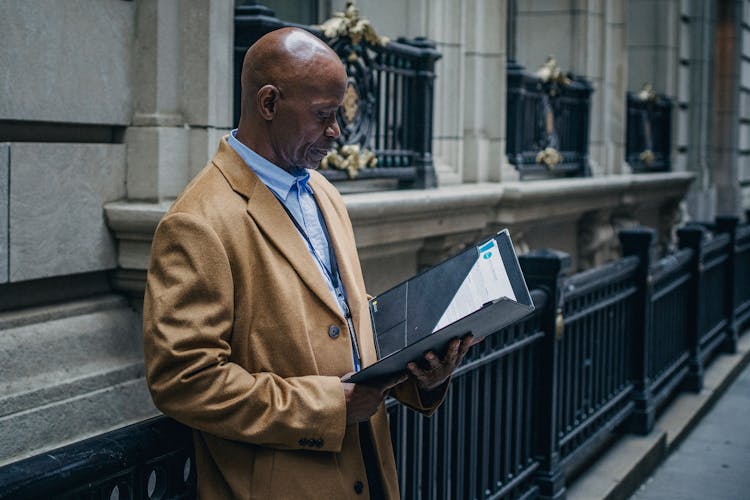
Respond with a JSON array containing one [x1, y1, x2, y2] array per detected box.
[[227, 130, 361, 371]]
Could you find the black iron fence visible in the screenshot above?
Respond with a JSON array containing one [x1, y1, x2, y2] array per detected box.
[[2, 216, 748, 499], [625, 89, 673, 173], [234, 3, 441, 189], [506, 60, 593, 179]]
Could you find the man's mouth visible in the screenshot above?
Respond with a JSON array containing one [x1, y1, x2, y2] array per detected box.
[[310, 146, 332, 160]]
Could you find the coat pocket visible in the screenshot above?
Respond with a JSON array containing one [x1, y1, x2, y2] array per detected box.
[[264, 449, 347, 499]]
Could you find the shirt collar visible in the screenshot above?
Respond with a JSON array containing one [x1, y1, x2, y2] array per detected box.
[[227, 129, 311, 200]]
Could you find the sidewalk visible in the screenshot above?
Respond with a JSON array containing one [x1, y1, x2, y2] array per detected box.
[[631, 361, 750, 499], [568, 332, 750, 500]]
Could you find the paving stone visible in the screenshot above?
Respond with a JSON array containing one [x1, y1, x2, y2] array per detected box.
[[633, 363, 750, 500]]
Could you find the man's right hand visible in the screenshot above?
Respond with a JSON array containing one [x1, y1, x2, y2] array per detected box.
[[341, 372, 408, 425]]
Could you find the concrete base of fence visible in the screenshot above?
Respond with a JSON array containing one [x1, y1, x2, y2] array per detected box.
[[567, 330, 750, 500]]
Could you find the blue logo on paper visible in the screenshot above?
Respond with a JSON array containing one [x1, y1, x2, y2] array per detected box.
[[479, 240, 495, 260]]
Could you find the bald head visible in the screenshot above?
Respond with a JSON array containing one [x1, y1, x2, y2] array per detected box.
[[240, 27, 346, 117], [235, 27, 348, 170]]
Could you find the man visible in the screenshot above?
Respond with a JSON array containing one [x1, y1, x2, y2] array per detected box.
[[143, 27, 472, 499]]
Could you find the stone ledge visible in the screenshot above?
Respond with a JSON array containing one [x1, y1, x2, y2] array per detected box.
[[0, 294, 128, 330], [567, 331, 750, 500], [105, 172, 695, 286]]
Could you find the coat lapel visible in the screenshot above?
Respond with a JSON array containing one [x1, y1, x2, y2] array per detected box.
[[211, 138, 343, 320]]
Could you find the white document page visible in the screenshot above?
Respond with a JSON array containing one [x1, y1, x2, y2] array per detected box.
[[432, 239, 516, 332]]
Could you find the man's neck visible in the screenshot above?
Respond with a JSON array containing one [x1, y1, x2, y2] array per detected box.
[[235, 124, 292, 173]]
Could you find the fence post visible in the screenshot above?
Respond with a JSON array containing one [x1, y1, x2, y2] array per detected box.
[[715, 215, 739, 354], [618, 227, 656, 434], [677, 225, 706, 392], [519, 249, 570, 500], [399, 37, 440, 189]]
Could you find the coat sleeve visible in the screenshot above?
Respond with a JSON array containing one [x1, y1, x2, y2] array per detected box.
[[391, 377, 450, 416], [143, 212, 347, 452]]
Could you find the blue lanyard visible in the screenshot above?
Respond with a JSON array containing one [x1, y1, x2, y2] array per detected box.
[[272, 193, 362, 371]]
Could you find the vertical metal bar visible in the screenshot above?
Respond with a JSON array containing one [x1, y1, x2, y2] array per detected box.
[[385, 62, 395, 155], [479, 359, 491, 496], [514, 348, 523, 478], [504, 351, 513, 489], [440, 389, 451, 499], [678, 226, 706, 392], [455, 374, 465, 499], [374, 60, 382, 153], [492, 353, 503, 493], [597, 298, 605, 403], [573, 321, 587, 427]]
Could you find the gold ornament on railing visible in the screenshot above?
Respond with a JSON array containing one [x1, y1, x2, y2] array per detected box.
[[637, 83, 657, 102], [535, 56, 572, 87], [342, 83, 359, 124], [639, 149, 655, 166], [317, 1, 389, 50], [319, 144, 378, 179], [536, 146, 562, 168]]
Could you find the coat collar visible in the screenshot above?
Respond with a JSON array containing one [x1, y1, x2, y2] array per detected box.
[[211, 137, 349, 325]]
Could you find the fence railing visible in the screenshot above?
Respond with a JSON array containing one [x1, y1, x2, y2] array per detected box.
[[506, 60, 593, 179], [234, 3, 441, 189], [1, 216, 747, 500], [556, 257, 638, 466], [625, 89, 673, 173], [387, 288, 547, 500]]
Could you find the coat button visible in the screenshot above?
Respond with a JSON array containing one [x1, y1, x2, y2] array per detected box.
[[354, 481, 364, 494], [328, 325, 340, 339]]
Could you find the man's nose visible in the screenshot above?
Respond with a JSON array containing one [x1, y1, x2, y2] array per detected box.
[[326, 117, 341, 139]]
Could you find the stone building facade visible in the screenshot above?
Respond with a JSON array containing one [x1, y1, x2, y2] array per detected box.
[[0, 0, 745, 465]]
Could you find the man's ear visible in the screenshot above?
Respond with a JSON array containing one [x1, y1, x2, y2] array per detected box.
[[257, 84, 279, 120]]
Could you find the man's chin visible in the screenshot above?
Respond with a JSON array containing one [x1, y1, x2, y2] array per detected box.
[[307, 150, 330, 168]]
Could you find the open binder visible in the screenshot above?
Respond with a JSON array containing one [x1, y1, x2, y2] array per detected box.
[[346, 230, 535, 384]]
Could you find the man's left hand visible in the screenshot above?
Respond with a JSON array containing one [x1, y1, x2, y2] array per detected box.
[[407, 334, 474, 392]]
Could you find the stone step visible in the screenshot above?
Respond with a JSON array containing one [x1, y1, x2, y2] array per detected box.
[[0, 377, 157, 466], [0, 295, 142, 399], [0, 294, 158, 465]]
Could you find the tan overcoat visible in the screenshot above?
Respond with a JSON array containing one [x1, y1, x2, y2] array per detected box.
[[143, 138, 441, 499]]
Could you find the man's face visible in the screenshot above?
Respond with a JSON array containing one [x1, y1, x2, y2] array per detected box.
[[269, 63, 347, 170]]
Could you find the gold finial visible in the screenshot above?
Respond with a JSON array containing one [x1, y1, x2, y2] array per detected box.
[[637, 83, 657, 102], [535, 56, 571, 86], [319, 144, 378, 178], [317, 1, 389, 47]]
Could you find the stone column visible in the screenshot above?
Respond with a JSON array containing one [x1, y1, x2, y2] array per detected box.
[[462, 0, 509, 183], [685, 0, 717, 220], [515, 0, 628, 176], [126, 0, 233, 202], [627, 0, 681, 99], [712, 0, 743, 216], [425, 0, 467, 185]]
